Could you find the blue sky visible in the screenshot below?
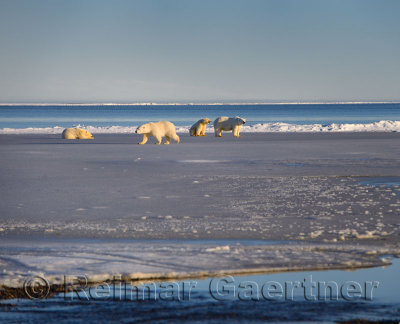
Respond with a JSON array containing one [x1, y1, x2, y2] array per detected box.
[[0, 0, 399, 103]]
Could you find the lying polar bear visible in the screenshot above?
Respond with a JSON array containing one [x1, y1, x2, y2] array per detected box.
[[62, 127, 94, 139], [213, 116, 246, 137], [189, 118, 211, 136], [135, 121, 180, 145]]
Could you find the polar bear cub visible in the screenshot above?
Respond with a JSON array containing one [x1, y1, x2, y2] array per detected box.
[[62, 128, 94, 139], [135, 121, 180, 145], [213, 116, 246, 137], [189, 118, 211, 136]]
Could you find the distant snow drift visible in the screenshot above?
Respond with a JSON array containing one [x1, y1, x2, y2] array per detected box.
[[0, 120, 399, 134]]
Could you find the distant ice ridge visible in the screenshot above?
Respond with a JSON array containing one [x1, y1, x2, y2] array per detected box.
[[1, 101, 400, 106], [0, 120, 399, 134], [241, 120, 400, 133]]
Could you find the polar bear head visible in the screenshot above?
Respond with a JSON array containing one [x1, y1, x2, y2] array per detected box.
[[135, 123, 152, 134], [201, 118, 211, 124], [234, 117, 246, 125], [78, 128, 94, 139]]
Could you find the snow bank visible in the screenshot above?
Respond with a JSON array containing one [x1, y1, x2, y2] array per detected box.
[[0, 120, 399, 134]]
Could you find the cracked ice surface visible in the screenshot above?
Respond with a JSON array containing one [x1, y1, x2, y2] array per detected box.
[[0, 133, 399, 287]]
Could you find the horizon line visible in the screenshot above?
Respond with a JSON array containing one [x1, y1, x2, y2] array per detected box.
[[1, 100, 400, 106]]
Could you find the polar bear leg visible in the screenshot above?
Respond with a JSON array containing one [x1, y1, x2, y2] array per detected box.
[[154, 135, 162, 145], [200, 124, 206, 136], [215, 128, 223, 137], [139, 134, 148, 144], [164, 136, 171, 145], [172, 134, 180, 143], [238, 126, 242, 137], [233, 126, 241, 137]]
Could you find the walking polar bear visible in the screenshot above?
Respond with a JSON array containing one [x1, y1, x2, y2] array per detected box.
[[189, 118, 211, 136], [135, 121, 180, 145], [213, 116, 246, 137], [62, 128, 94, 139]]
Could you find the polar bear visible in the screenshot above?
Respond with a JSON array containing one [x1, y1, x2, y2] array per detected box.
[[62, 128, 94, 139], [189, 118, 211, 136], [135, 121, 180, 145], [213, 116, 246, 137]]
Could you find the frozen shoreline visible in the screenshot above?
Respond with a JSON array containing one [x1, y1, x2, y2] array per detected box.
[[1, 119, 400, 134], [0, 132, 399, 288], [0, 237, 398, 288]]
